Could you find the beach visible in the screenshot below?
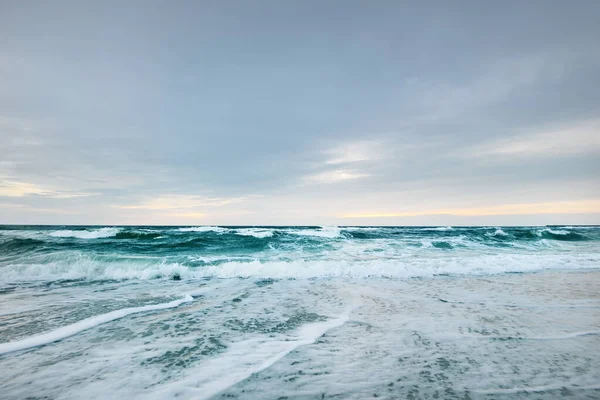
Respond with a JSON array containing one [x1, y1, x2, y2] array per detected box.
[[0, 226, 599, 399]]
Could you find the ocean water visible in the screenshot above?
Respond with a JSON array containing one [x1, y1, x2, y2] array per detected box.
[[0, 225, 599, 399]]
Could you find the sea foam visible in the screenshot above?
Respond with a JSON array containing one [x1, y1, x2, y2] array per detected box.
[[147, 312, 349, 400], [2, 252, 598, 283], [49, 228, 121, 239], [0, 295, 194, 355]]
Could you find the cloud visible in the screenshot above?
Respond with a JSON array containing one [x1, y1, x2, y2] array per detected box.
[[418, 50, 591, 121], [323, 140, 386, 165], [113, 195, 250, 210], [0, 202, 80, 214], [304, 169, 370, 184], [469, 119, 600, 158], [157, 212, 205, 218], [0, 180, 48, 197], [0, 2, 599, 225], [299, 140, 389, 185], [0, 179, 96, 198]]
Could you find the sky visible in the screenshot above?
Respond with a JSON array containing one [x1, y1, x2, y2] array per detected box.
[[0, 0, 599, 226]]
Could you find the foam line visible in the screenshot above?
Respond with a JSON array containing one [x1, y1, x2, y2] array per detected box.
[[148, 311, 349, 400], [528, 331, 600, 340], [0, 295, 194, 355], [455, 330, 600, 341], [474, 383, 600, 395]]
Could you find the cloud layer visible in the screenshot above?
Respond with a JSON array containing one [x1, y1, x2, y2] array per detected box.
[[1, 1, 599, 225]]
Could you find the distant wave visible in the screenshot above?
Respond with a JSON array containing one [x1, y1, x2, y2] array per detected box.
[[284, 226, 342, 238], [488, 228, 508, 237], [1, 226, 594, 244], [177, 226, 229, 233], [233, 228, 274, 238], [114, 231, 164, 240], [536, 228, 587, 241], [49, 228, 121, 239], [177, 226, 341, 239]]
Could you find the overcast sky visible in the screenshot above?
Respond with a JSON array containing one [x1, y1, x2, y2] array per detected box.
[[1, 1, 599, 225]]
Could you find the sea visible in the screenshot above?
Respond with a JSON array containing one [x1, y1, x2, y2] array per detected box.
[[0, 225, 599, 399]]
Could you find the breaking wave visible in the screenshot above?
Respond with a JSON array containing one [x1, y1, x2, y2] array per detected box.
[[0, 252, 598, 283], [0, 225, 598, 284], [48, 228, 121, 239]]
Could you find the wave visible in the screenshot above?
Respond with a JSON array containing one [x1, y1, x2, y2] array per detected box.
[[0, 237, 46, 253], [432, 241, 453, 249], [2, 226, 595, 246], [537, 228, 587, 241], [343, 227, 381, 231], [177, 227, 274, 238], [488, 228, 508, 237], [177, 226, 228, 233], [541, 228, 570, 235], [1, 252, 598, 283], [233, 228, 274, 238], [0, 295, 194, 355], [284, 226, 342, 238], [114, 231, 164, 240], [178, 226, 342, 239], [49, 228, 121, 239]]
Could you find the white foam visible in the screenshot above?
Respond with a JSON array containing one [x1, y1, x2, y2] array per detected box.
[[234, 228, 274, 238], [343, 227, 381, 231], [2, 250, 600, 283], [177, 226, 228, 233], [456, 330, 600, 341], [49, 228, 120, 239], [423, 226, 454, 231], [488, 228, 508, 237], [538, 228, 570, 235], [147, 312, 349, 400], [0, 295, 194, 355], [530, 331, 600, 340], [474, 383, 600, 395], [285, 226, 342, 238]]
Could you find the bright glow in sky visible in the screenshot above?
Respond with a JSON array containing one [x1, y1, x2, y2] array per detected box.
[[1, 1, 599, 225]]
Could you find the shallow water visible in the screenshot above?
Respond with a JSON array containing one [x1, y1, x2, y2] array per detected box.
[[0, 226, 599, 399]]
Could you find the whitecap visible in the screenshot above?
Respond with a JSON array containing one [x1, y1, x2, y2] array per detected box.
[[49, 227, 120, 239], [487, 228, 508, 237], [423, 226, 454, 231], [2, 250, 599, 283], [234, 228, 274, 238], [285, 226, 342, 238], [538, 228, 570, 235], [177, 226, 228, 233]]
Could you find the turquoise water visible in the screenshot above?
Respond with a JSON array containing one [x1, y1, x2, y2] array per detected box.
[[1, 225, 599, 399], [1, 225, 598, 281]]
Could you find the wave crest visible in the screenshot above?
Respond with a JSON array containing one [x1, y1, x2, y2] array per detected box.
[[49, 228, 121, 239], [1, 252, 598, 283]]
